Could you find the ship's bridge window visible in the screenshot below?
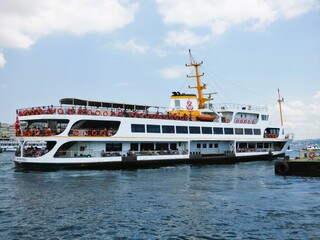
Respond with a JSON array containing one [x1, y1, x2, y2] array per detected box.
[[202, 127, 212, 134], [213, 127, 223, 134], [235, 128, 244, 135], [244, 129, 253, 135], [147, 125, 160, 133], [131, 124, 145, 133], [224, 128, 234, 135], [254, 129, 261, 135], [175, 100, 181, 108], [189, 126, 200, 134], [261, 115, 269, 121], [162, 125, 175, 133], [176, 126, 188, 134]]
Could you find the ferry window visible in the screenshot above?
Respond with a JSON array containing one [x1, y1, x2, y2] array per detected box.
[[257, 143, 263, 148], [141, 143, 154, 151], [209, 143, 213, 148], [130, 143, 139, 151], [214, 143, 219, 148], [170, 143, 177, 150], [106, 143, 122, 152], [248, 143, 255, 149], [131, 124, 145, 133], [254, 129, 261, 135], [202, 127, 212, 134], [156, 143, 168, 150], [261, 115, 269, 121], [203, 143, 207, 148], [147, 125, 160, 133], [224, 128, 234, 135], [176, 126, 188, 134], [244, 129, 253, 135], [175, 100, 181, 108], [235, 128, 244, 135], [196, 143, 201, 148], [213, 127, 223, 134], [162, 125, 175, 133], [189, 126, 201, 134]]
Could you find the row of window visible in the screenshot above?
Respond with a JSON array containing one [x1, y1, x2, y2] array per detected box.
[[131, 124, 261, 135]]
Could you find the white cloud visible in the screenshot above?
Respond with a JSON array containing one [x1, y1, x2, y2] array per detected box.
[[270, 98, 320, 139], [0, 52, 5, 68], [113, 39, 150, 54], [158, 65, 188, 79], [0, 0, 138, 49], [314, 90, 320, 100], [164, 29, 210, 46], [157, 0, 318, 35]]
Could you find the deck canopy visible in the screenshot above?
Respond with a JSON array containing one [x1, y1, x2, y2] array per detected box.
[[59, 98, 158, 111]]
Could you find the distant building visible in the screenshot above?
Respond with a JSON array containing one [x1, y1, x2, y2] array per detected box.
[[0, 122, 16, 138]]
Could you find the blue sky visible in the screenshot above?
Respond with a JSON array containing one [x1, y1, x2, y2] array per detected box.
[[0, 0, 319, 140]]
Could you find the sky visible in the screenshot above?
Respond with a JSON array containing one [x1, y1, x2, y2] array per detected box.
[[0, 0, 319, 140]]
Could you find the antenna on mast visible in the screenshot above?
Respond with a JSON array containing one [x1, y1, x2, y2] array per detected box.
[[278, 89, 284, 126]]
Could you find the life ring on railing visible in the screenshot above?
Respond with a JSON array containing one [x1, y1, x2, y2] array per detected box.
[[45, 128, 52, 136], [103, 111, 108, 116], [138, 113, 144, 118], [251, 120, 255, 124], [92, 130, 98, 136], [248, 119, 251, 124], [15, 129, 20, 136], [77, 109, 84, 115], [57, 108, 64, 114], [23, 110, 28, 116], [47, 108, 54, 114], [68, 108, 75, 115], [35, 129, 41, 136], [38, 108, 44, 115], [18, 111, 23, 116], [73, 129, 79, 136], [100, 130, 106, 136], [83, 130, 89, 136], [23, 130, 27, 136], [244, 119, 247, 124], [131, 112, 136, 118], [95, 110, 101, 116], [35, 151, 42, 158], [308, 151, 315, 159], [28, 129, 33, 136], [118, 112, 123, 117], [240, 119, 243, 124], [87, 109, 93, 115], [190, 116, 195, 121], [235, 119, 239, 123], [111, 111, 116, 117]]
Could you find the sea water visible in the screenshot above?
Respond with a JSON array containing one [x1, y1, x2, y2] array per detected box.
[[0, 152, 319, 240]]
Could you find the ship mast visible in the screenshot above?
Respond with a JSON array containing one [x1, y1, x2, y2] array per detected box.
[[278, 88, 284, 126], [186, 49, 211, 109]]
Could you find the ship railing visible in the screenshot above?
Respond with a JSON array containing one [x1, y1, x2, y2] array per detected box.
[[16, 105, 198, 122], [212, 103, 268, 113]]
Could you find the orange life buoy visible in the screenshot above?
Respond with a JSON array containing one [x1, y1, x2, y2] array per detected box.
[[190, 116, 195, 121], [244, 119, 247, 124], [118, 112, 123, 117], [23, 110, 28, 116], [23, 130, 27, 136], [15, 129, 20, 136], [57, 108, 64, 114], [111, 111, 116, 117], [28, 129, 33, 136], [35, 151, 41, 158], [47, 108, 54, 114], [77, 109, 84, 115], [131, 112, 136, 118], [138, 113, 144, 118], [95, 110, 101, 116], [68, 108, 75, 114], [240, 119, 243, 123], [83, 130, 89, 136], [87, 109, 93, 115], [309, 151, 316, 159], [18, 111, 23, 116], [92, 130, 98, 136], [35, 129, 41, 136], [100, 130, 106, 136], [248, 119, 251, 124], [103, 111, 108, 116], [251, 120, 255, 124], [45, 128, 52, 136], [73, 129, 79, 136]]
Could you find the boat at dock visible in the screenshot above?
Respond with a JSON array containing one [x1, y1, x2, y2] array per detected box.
[[275, 146, 320, 177], [14, 51, 294, 170]]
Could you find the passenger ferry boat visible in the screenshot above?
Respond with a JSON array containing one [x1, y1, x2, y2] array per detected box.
[[14, 52, 294, 170]]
